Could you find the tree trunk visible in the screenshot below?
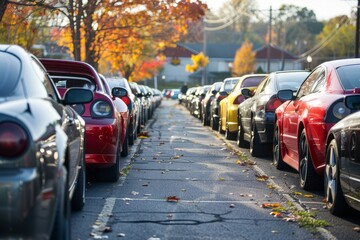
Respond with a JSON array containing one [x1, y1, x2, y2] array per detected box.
[[0, 0, 9, 22]]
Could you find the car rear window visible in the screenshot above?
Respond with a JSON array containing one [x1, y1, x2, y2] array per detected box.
[[337, 64, 360, 89], [224, 79, 239, 91], [241, 76, 264, 88], [276, 72, 309, 91], [0, 52, 21, 96]]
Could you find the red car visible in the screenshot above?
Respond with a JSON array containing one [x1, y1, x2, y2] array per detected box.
[[273, 58, 360, 190], [40, 59, 129, 182]]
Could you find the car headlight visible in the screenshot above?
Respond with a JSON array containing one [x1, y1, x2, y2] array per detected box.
[[91, 100, 113, 118], [325, 100, 351, 123]]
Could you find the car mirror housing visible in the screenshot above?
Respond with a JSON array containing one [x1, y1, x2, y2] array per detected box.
[[241, 88, 252, 98], [211, 90, 218, 95], [344, 95, 360, 110], [277, 89, 294, 101], [219, 91, 228, 96], [112, 87, 128, 98], [63, 88, 93, 105]]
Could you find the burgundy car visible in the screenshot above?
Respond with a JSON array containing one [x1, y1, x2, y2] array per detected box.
[[273, 58, 360, 190], [40, 59, 129, 182]]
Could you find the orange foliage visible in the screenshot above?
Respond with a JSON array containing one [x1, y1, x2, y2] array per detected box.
[[232, 40, 256, 76]]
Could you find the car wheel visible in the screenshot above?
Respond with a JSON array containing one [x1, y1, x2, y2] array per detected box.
[[71, 158, 85, 211], [299, 129, 322, 190], [218, 118, 225, 134], [105, 143, 121, 182], [51, 166, 70, 240], [250, 123, 263, 157], [211, 115, 218, 131], [128, 124, 134, 146], [273, 122, 287, 170], [121, 132, 129, 157], [324, 139, 349, 215], [225, 126, 236, 140], [237, 123, 249, 148]]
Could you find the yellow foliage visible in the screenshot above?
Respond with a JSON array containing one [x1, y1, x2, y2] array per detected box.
[[185, 51, 209, 73], [232, 40, 256, 76]]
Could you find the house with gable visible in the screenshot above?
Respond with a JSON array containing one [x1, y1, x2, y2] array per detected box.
[[161, 42, 303, 85]]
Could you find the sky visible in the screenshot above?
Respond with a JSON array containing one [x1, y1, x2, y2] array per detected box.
[[204, 0, 357, 21]]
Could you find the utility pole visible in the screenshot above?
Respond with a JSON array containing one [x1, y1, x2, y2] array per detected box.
[[267, 6, 272, 73], [356, 0, 360, 57], [202, 17, 207, 85]]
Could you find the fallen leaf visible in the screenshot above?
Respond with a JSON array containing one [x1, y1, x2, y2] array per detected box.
[[236, 160, 242, 165], [261, 203, 281, 209], [142, 183, 149, 187], [117, 233, 126, 237], [218, 178, 225, 181], [131, 191, 139, 196], [229, 204, 235, 208], [267, 184, 275, 189], [166, 196, 179, 202], [353, 226, 360, 232], [293, 192, 302, 196], [304, 194, 314, 198], [102, 226, 112, 233], [256, 175, 269, 182]]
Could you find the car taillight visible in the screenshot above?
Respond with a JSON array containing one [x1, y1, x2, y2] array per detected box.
[[217, 96, 225, 102], [233, 95, 245, 104], [91, 100, 112, 118], [332, 101, 351, 120], [120, 96, 131, 106], [0, 122, 28, 158], [265, 98, 283, 112]]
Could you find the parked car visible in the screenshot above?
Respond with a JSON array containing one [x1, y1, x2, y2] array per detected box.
[[40, 58, 129, 182], [219, 74, 266, 139], [324, 95, 360, 215], [191, 85, 211, 119], [138, 84, 152, 124], [201, 81, 222, 126], [0, 44, 92, 239], [238, 71, 309, 157], [210, 77, 240, 131], [273, 58, 360, 190], [106, 77, 140, 145], [129, 81, 145, 130]]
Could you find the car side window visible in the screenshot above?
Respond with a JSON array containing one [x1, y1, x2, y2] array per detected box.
[[310, 69, 326, 93], [296, 67, 323, 98], [31, 57, 58, 101], [254, 77, 268, 96]]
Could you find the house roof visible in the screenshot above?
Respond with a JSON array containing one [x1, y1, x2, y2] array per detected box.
[[164, 42, 299, 60], [255, 45, 298, 60]]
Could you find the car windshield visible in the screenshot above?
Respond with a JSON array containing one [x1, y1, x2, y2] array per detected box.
[[224, 79, 239, 92], [0, 52, 21, 97], [337, 64, 360, 90], [241, 76, 264, 88]]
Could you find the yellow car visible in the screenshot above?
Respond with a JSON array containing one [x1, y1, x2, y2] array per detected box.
[[219, 74, 267, 140]]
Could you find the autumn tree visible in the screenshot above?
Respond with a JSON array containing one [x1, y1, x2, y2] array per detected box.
[[232, 40, 255, 76], [314, 15, 354, 63]]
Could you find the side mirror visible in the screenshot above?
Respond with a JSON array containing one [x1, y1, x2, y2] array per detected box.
[[345, 95, 360, 110], [277, 89, 294, 101], [211, 90, 218, 95], [63, 88, 93, 104], [219, 91, 228, 96], [112, 87, 128, 98], [241, 88, 252, 99], [201, 93, 206, 98]]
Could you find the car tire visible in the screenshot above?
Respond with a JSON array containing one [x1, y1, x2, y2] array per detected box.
[[211, 115, 218, 131], [324, 139, 349, 215], [218, 118, 225, 134], [128, 123, 134, 146], [121, 132, 129, 157], [225, 126, 236, 140], [71, 158, 86, 211], [299, 129, 322, 190], [51, 166, 70, 240], [273, 122, 287, 170], [250, 123, 263, 157], [237, 123, 249, 148], [105, 144, 121, 182]]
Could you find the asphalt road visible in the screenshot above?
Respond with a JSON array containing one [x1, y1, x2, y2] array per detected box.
[[71, 99, 360, 240]]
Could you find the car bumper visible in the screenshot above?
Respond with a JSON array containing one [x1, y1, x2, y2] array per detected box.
[[227, 105, 239, 132], [83, 117, 120, 167], [0, 168, 55, 238], [255, 112, 275, 144]]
